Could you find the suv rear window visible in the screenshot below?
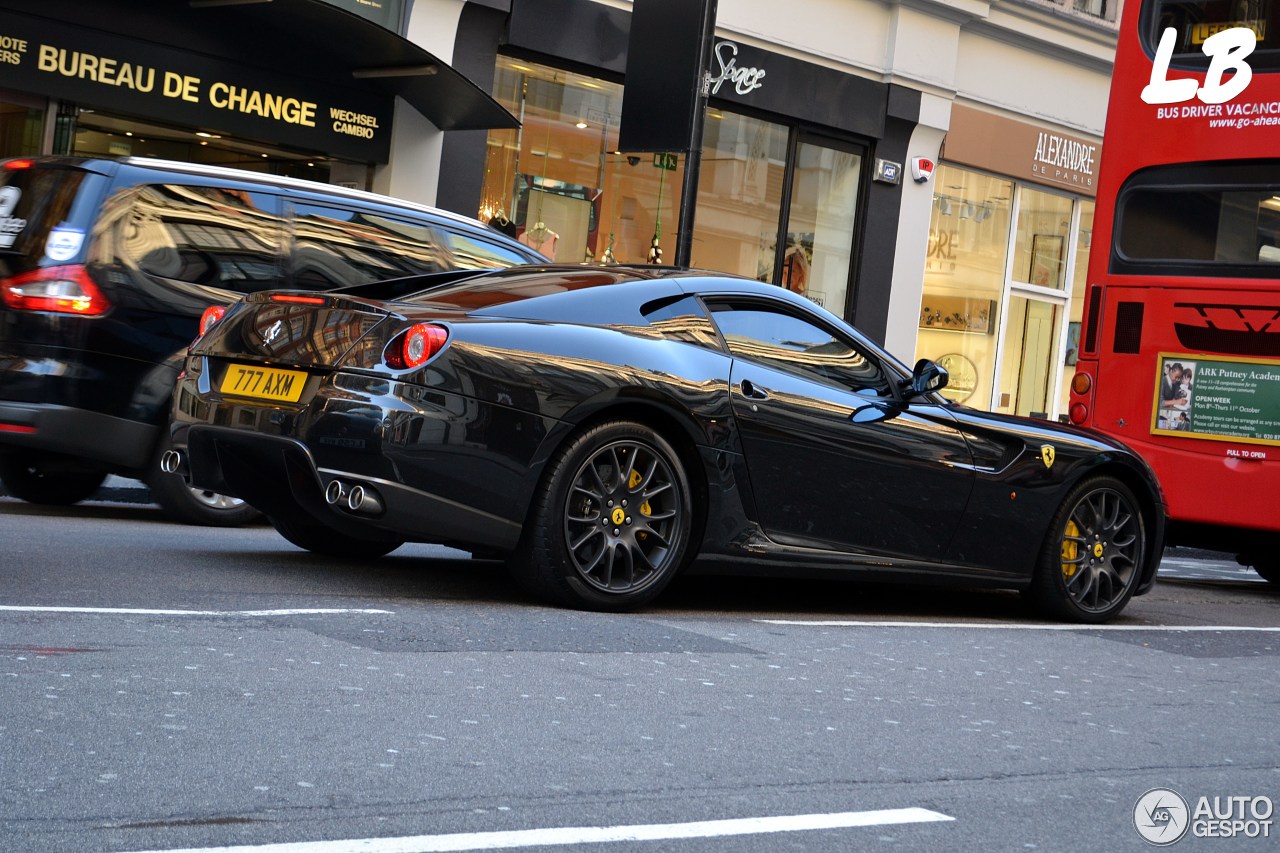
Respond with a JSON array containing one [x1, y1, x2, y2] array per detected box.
[[0, 163, 93, 275]]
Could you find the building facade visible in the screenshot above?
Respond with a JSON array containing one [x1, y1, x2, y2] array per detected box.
[[1, 0, 1119, 420]]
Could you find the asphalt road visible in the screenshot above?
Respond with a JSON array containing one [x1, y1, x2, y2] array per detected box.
[[1, 494, 1278, 853]]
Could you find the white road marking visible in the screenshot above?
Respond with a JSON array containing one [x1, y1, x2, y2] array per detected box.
[[109, 809, 954, 853], [0, 606, 392, 616], [757, 620, 1280, 631]]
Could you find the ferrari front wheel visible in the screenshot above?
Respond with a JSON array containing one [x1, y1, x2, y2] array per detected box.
[[1028, 476, 1147, 623], [518, 421, 693, 611]]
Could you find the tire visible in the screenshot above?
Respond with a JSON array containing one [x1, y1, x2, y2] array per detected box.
[[1027, 475, 1148, 623], [515, 420, 693, 611], [270, 511, 403, 559], [147, 432, 262, 527], [0, 454, 106, 506], [1242, 555, 1280, 585]]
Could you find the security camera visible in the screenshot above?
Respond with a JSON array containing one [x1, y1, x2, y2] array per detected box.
[[627, 156, 640, 167]]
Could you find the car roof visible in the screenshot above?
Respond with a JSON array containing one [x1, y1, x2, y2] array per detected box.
[[4, 155, 498, 234]]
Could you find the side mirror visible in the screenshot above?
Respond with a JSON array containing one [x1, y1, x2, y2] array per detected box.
[[908, 358, 949, 397]]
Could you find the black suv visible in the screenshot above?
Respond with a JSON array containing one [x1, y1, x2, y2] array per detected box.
[[0, 156, 542, 524]]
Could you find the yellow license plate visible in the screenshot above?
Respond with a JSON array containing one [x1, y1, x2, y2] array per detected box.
[[220, 364, 308, 402]]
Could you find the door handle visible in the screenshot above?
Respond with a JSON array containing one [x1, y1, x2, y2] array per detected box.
[[740, 379, 770, 400]]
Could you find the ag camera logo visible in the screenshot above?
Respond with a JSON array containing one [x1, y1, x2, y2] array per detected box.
[[1134, 788, 1190, 845], [1134, 788, 1275, 844]]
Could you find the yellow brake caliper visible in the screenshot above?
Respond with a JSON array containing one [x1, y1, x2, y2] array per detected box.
[[629, 469, 652, 539], [1061, 519, 1080, 579]]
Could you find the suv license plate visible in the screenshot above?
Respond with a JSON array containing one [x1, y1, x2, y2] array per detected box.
[[221, 364, 308, 402]]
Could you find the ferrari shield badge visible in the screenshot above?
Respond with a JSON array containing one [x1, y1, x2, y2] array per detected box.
[[1041, 444, 1056, 469]]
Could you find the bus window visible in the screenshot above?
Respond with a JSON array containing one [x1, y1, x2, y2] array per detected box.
[[1147, 0, 1280, 67], [1113, 162, 1280, 274]]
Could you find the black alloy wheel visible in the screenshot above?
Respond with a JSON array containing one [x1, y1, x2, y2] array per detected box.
[[0, 454, 107, 506], [518, 421, 693, 611], [1029, 476, 1147, 623]]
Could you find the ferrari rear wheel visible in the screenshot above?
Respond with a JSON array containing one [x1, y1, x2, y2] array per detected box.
[[518, 420, 693, 611], [1028, 476, 1147, 623], [270, 511, 404, 559]]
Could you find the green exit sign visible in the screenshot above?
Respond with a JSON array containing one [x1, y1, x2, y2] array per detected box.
[[653, 153, 678, 171]]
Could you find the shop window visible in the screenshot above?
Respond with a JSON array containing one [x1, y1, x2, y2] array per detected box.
[[480, 58, 682, 266], [0, 100, 44, 158], [783, 139, 862, 312], [1012, 186, 1074, 290], [915, 165, 1013, 407], [690, 112, 789, 282]]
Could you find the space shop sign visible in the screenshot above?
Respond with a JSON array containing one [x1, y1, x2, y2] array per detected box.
[[1151, 353, 1280, 449], [0, 13, 392, 162]]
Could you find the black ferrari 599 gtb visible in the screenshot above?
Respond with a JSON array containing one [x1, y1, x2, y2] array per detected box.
[[169, 265, 1165, 621]]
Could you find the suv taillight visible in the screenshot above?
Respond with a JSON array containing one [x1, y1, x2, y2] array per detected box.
[[0, 265, 110, 316]]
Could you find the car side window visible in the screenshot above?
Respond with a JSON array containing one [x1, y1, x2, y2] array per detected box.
[[110, 184, 284, 293], [289, 203, 448, 289], [710, 302, 892, 397], [442, 229, 539, 268]]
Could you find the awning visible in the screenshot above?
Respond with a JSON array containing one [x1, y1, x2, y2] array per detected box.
[[0, 0, 518, 132]]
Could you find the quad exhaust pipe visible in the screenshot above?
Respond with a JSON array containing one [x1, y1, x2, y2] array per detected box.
[[325, 478, 384, 516]]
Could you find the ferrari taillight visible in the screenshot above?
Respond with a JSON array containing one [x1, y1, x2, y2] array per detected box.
[[198, 305, 226, 337], [386, 323, 448, 369], [0, 265, 109, 316]]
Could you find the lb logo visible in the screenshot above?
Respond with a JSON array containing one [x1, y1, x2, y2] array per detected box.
[[1041, 444, 1056, 469]]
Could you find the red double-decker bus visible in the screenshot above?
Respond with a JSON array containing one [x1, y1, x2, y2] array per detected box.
[[1070, 0, 1280, 582]]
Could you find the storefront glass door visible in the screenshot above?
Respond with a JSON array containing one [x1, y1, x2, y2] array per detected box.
[[780, 137, 862, 312], [998, 295, 1062, 417], [690, 111, 789, 279]]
